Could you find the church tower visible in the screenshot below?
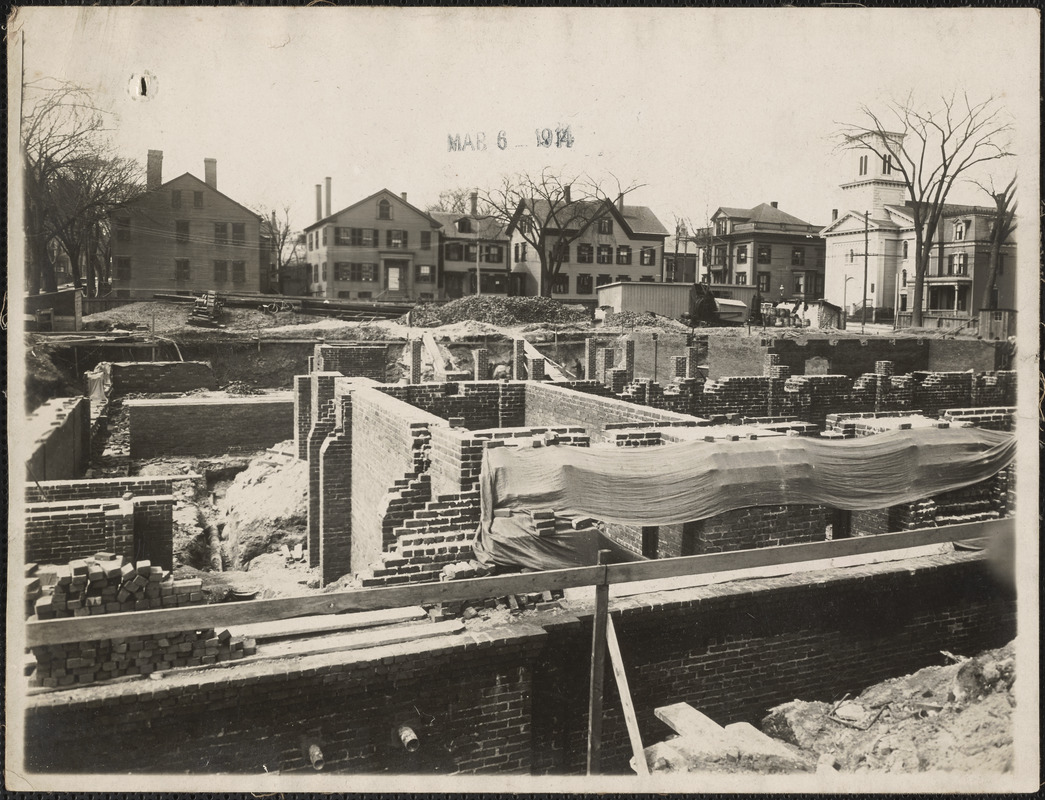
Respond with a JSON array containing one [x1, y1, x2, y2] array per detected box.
[[840, 131, 908, 214]]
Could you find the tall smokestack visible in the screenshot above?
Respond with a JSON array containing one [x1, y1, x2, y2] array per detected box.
[[324, 177, 332, 218], [832, 209, 838, 221], [470, 191, 478, 216], [147, 149, 163, 190], [204, 158, 217, 189], [316, 184, 323, 221]]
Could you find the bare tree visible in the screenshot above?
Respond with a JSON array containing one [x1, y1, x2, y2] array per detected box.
[[426, 188, 475, 215], [837, 92, 1013, 326], [483, 170, 642, 296], [970, 174, 1017, 311], [22, 79, 117, 294], [256, 205, 302, 293]]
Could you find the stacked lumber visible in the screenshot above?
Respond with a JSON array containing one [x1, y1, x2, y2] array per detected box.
[[29, 554, 203, 620], [30, 628, 257, 688]]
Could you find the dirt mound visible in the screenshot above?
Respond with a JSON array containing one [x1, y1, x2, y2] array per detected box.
[[219, 448, 308, 568], [82, 300, 329, 335], [762, 642, 1016, 773], [603, 310, 689, 330], [24, 340, 81, 412], [408, 296, 591, 327]]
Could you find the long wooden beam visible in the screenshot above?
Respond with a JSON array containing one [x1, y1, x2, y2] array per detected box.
[[24, 517, 1010, 647]]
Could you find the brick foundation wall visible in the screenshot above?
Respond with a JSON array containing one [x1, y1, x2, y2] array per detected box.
[[134, 496, 175, 570], [25, 502, 132, 565], [294, 375, 311, 460], [25, 397, 91, 482], [911, 371, 973, 416], [25, 476, 181, 503], [107, 361, 216, 395], [23, 551, 1013, 775], [971, 372, 1017, 407], [350, 388, 444, 573], [380, 382, 508, 431], [765, 337, 930, 379], [125, 394, 293, 458], [313, 344, 390, 381], [318, 397, 353, 585], [942, 406, 1016, 431]]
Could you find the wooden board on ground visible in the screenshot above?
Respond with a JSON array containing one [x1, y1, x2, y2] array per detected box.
[[230, 605, 427, 642], [520, 338, 569, 380]]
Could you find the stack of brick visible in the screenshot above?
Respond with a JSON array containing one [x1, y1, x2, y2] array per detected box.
[[31, 555, 203, 619], [30, 628, 254, 689], [942, 407, 1016, 432], [823, 411, 934, 438], [531, 511, 556, 536], [911, 371, 973, 416], [473, 349, 490, 381], [528, 357, 546, 381]]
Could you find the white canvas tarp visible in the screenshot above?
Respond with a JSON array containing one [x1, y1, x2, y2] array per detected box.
[[478, 426, 1015, 532]]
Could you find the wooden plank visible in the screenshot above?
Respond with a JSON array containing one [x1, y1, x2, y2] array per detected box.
[[520, 338, 568, 380], [607, 517, 1010, 586], [229, 606, 427, 642], [237, 619, 463, 664], [421, 332, 447, 378], [24, 517, 1006, 646], [655, 702, 726, 739], [606, 614, 649, 775], [26, 564, 602, 646], [586, 550, 611, 775]]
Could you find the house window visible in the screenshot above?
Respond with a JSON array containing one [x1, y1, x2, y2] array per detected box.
[[882, 154, 892, 175], [596, 274, 612, 287], [576, 273, 593, 294], [319, 227, 327, 247], [175, 259, 190, 281], [232, 261, 246, 283], [551, 273, 569, 294], [956, 253, 967, 275], [213, 260, 228, 282], [171, 190, 182, 209], [321, 262, 327, 281], [715, 218, 728, 236], [902, 240, 909, 260], [713, 245, 726, 266], [457, 218, 472, 234], [901, 269, 907, 287], [665, 258, 676, 281], [444, 243, 462, 261], [947, 254, 955, 275], [358, 291, 372, 300], [176, 220, 190, 243], [193, 191, 203, 209], [997, 254, 1005, 275], [313, 264, 319, 283], [335, 227, 350, 245], [388, 230, 407, 248], [596, 245, 613, 264], [348, 228, 377, 246], [870, 283, 875, 293], [233, 223, 246, 246], [115, 217, 130, 242], [549, 242, 569, 264], [577, 243, 594, 263], [617, 275, 632, 283], [484, 245, 503, 263], [378, 199, 391, 220], [640, 247, 656, 266], [757, 245, 771, 264], [597, 218, 613, 235], [640, 275, 655, 282], [416, 264, 433, 283], [757, 272, 771, 293], [791, 247, 805, 266], [115, 257, 131, 281], [858, 154, 868, 176], [735, 273, 747, 285], [307, 232, 313, 252], [616, 246, 632, 265], [214, 223, 227, 245], [736, 245, 748, 264], [519, 217, 533, 235], [464, 243, 478, 262], [900, 295, 908, 311], [334, 263, 351, 281], [350, 263, 377, 281], [795, 274, 806, 294], [421, 231, 432, 250], [954, 221, 966, 241]]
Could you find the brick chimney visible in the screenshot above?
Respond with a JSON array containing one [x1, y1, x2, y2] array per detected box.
[[204, 158, 217, 189], [315, 184, 322, 221], [147, 149, 163, 190], [832, 209, 838, 221], [617, 193, 625, 212], [400, 192, 408, 202], [324, 177, 332, 218], [770, 201, 778, 209], [563, 185, 571, 203], [470, 191, 478, 216]]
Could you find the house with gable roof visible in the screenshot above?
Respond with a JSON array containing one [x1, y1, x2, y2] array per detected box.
[[505, 191, 668, 301], [110, 150, 271, 297], [429, 191, 515, 298], [303, 185, 443, 301]]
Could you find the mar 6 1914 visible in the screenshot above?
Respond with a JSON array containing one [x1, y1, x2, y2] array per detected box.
[[447, 126, 575, 152]]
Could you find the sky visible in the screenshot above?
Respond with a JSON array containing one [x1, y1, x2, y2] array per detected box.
[[11, 7, 1040, 236]]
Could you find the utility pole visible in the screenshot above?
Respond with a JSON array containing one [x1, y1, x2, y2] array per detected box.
[[862, 209, 869, 334]]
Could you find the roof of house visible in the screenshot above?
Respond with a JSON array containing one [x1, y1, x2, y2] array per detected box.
[[714, 202, 818, 229], [428, 211, 508, 241], [151, 172, 261, 220], [304, 188, 443, 231], [511, 198, 668, 237]]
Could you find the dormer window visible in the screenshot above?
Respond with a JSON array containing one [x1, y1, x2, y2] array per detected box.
[[715, 218, 728, 236], [378, 199, 391, 220], [953, 220, 967, 241], [457, 218, 472, 234]]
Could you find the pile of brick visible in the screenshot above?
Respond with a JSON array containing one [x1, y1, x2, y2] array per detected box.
[[29, 555, 202, 620], [30, 627, 256, 688]]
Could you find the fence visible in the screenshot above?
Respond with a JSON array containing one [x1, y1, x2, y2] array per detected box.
[[896, 311, 978, 332]]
